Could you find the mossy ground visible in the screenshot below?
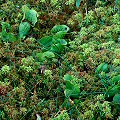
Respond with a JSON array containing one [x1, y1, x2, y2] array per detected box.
[[0, 0, 120, 120]]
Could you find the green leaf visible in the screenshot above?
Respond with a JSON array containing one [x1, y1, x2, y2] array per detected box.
[[53, 38, 67, 45], [25, 9, 38, 26], [1, 22, 16, 42], [2, 33, 16, 42], [43, 51, 55, 58], [36, 51, 55, 61], [51, 43, 64, 53], [64, 74, 73, 81], [110, 75, 120, 84], [22, 5, 30, 14], [19, 22, 31, 39], [106, 83, 120, 97], [63, 74, 80, 98], [53, 31, 67, 39], [1, 22, 11, 33], [51, 25, 69, 34], [58, 39, 67, 45], [64, 86, 80, 98], [22, 5, 30, 20], [64, 74, 73, 89], [96, 63, 108, 73], [113, 94, 120, 103], [96, 63, 105, 73], [76, 0, 81, 8], [36, 53, 45, 62], [39, 36, 53, 47], [7, 33, 16, 42], [65, 80, 74, 90], [64, 89, 72, 98], [102, 63, 108, 72], [70, 85, 80, 98], [22, 5, 38, 26]]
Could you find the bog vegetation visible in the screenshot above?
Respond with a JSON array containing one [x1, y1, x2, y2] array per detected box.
[[0, 0, 120, 120]]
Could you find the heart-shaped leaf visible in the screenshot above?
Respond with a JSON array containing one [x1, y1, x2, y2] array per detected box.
[[63, 74, 80, 98], [25, 9, 38, 26], [22, 5, 38, 26], [19, 22, 31, 39]]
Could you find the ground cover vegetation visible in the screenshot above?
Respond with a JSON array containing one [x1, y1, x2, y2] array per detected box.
[[0, 0, 120, 119]]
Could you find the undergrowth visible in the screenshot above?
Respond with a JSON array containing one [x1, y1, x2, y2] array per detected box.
[[0, 0, 120, 120]]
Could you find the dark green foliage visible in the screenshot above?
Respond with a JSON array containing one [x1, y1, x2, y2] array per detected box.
[[19, 22, 31, 39], [1, 22, 16, 42]]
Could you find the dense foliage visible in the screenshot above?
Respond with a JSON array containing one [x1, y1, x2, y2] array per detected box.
[[0, 0, 120, 120]]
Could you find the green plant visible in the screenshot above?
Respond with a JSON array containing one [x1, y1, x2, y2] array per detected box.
[[96, 62, 109, 74], [36, 51, 55, 62], [19, 22, 31, 39], [38, 25, 69, 54], [63, 74, 80, 98], [106, 76, 120, 98], [19, 5, 38, 39], [1, 22, 17, 42], [0, 1, 120, 120]]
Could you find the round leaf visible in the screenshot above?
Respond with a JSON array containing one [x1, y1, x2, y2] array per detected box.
[[25, 9, 38, 26]]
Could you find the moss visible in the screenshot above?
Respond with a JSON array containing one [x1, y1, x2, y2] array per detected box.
[[0, 0, 120, 120]]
